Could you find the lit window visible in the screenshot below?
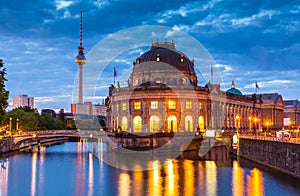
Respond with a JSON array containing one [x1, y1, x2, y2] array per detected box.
[[151, 101, 158, 110], [199, 102, 202, 110], [185, 116, 193, 132], [186, 101, 192, 110], [156, 53, 160, 62], [150, 115, 159, 132], [134, 101, 141, 110], [136, 58, 140, 64], [168, 101, 176, 110], [122, 103, 126, 111], [180, 55, 184, 63], [133, 116, 142, 132], [122, 117, 127, 131], [116, 104, 119, 112]]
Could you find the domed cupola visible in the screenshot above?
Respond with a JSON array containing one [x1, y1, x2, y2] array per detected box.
[[226, 80, 242, 95], [130, 41, 198, 87]]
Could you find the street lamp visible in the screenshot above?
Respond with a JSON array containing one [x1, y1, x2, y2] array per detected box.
[[265, 121, 270, 138], [248, 116, 252, 134], [254, 117, 258, 138], [16, 119, 19, 134], [235, 115, 240, 134], [9, 117, 12, 133]]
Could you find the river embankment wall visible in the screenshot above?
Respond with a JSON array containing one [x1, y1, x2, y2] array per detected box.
[[236, 138, 300, 178]]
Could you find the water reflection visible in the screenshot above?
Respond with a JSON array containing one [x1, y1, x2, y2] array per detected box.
[[88, 153, 94, 196], [0, 142, 299, 196], [232, 161, 244, 196], [205, 161, 217, 196], [184, 160, 194, 195], [0, 158, 9, 196], [31, 152, 37, 196], [119, 172, 130, 196], [247, 168, 264, 196], [133, 164, 143, 196]]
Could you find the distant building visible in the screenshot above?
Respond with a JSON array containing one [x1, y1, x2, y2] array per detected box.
[[12, 95, 34, 109], [93, 104, 107, 117], [254, 93, 285, 130], [41, 109, 56, 118], [71, 102, 93, 115], [283, 100, 300, 128]]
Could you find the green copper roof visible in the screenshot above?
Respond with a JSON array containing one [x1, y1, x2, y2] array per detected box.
[[227, 88, 242, 95]]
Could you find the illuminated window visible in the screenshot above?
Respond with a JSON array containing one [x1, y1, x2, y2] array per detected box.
[[198, 115, 204, 130], [136, 58, 140, 64], [180, 55, 184, 63], [199, 102, 202, 110], [133, 116, 142, 132], [150, 115, 159, 132], [116, 104, 119, 112], [122, 103, 126, 111], [121, 117, 127, 131], [156, 53, 160, 62], [151, 101, 158, 110], [186, 101, 192, 110], [167, 115, 177, 132], [185, 116, 193, 132], [168, 101, 176, 110], [134, 101, 141, 110]]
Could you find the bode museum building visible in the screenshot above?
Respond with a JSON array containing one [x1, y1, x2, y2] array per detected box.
[[106, 41, 300, 134]]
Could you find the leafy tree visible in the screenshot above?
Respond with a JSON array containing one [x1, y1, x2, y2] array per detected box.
[[0, 59, 9, 124], [58, 109, 65, 127], [4, 107, 64, 132], [4, 108, 39, 132]]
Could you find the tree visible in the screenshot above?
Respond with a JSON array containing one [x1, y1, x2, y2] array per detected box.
[[0, 59, 9, 124], [58, 108, 65, 127]]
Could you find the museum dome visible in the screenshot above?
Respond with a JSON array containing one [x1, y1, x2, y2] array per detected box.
[[226, 80, 242, 95], [130, 41, 198, 87]]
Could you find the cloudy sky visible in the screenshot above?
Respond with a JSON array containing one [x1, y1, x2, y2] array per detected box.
[[1, 0, 299, 111]]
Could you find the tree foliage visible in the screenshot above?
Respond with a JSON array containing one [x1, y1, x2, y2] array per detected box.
[[3, 107, 64, 132], [0, 59, 9, 124]]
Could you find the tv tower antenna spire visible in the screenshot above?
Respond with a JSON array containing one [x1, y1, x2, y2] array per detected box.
[[75, 10, 86, 103]]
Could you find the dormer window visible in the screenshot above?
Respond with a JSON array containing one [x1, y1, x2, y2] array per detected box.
[[180, 55, 184, 63], [136, 58, 140, 64], [156, 53, 160, 62]]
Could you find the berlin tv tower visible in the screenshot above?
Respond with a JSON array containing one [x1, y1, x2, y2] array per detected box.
[[75, 11, 86, 103]]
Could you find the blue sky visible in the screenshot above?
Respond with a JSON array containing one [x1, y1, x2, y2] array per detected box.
[[1, 0, 299, 111]]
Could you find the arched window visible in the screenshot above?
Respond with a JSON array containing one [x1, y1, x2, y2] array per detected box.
[[150, 115, 160, 132], [199, 115, 204, 130], [185, 116, 193, 132], [121, 116, 127, 131], [133, 116, 142, 132], [167, 115, 177, 132]]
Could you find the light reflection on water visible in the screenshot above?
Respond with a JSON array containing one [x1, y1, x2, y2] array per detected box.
[[0, 142, 299, 196]]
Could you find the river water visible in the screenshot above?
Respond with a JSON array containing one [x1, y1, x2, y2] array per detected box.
[[0, 142, 299, 196]]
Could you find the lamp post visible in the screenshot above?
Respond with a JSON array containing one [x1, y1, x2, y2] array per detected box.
[[254, 117, 258, 138], [235, 115, 240, 135], [265, 121, 270, 139], [9, 117, 12, 134], [248, 116, 252, 134], [16, 119, 19, 134]]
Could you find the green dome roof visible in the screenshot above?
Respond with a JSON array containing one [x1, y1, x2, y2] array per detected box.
[[227, 88, 242, 95], [226, 80, 242, 95]]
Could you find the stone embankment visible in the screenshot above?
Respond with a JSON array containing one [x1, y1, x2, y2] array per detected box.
[[0, 137, 14, 154], [236, 138, 300, 178]]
